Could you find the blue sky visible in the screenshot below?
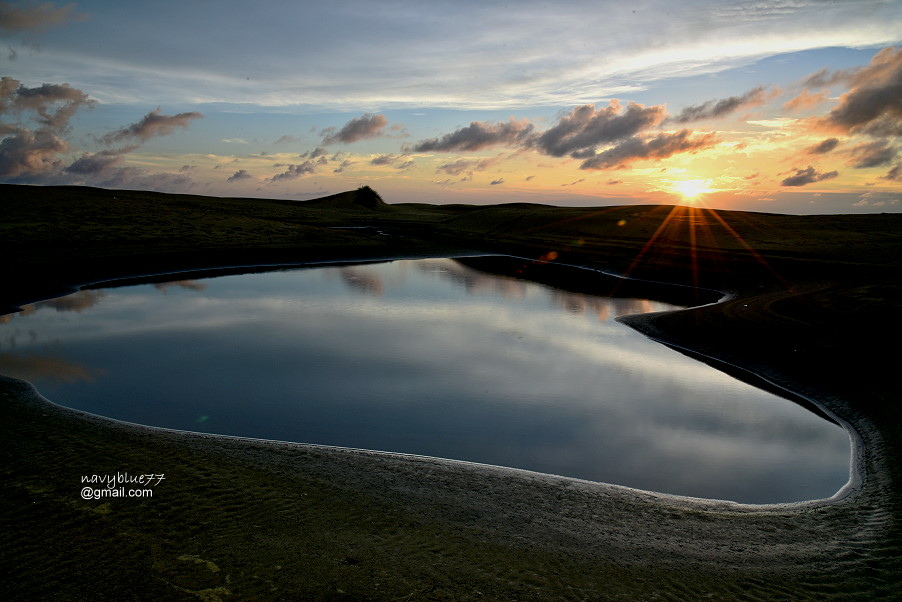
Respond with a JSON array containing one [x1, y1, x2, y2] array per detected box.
[[1, 0, 901, 213]]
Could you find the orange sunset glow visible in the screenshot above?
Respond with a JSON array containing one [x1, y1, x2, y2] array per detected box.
[[0, 1, 899, 214]]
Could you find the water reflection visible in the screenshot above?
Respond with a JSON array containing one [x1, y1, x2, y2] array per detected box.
[[0, 257, 849, 504]]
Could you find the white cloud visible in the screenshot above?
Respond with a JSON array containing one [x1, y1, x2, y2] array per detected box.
[[12, 1, 901, 110]]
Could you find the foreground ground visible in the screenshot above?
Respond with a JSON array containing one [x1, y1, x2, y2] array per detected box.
[[1, 184, 900, 599]]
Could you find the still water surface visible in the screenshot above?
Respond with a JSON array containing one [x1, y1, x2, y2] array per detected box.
[[0, 258, 850, 503]]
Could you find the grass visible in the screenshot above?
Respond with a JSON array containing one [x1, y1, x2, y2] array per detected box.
[[1, 183, 900, 599]]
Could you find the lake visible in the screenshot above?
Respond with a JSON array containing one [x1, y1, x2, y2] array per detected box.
[[0, 257, 850, 504]]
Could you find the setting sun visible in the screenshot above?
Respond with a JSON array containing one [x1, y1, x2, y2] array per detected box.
[[671, 179, 715, 201]]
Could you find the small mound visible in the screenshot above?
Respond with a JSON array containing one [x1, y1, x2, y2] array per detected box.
[[305, 186, 390, 211]]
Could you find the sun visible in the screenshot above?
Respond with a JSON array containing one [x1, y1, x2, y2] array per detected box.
[[671, 179, 714, 202]]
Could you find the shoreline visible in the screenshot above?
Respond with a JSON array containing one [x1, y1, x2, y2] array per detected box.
[[7, 254, 861, 509], [2, 185, 898, 599], [2, 256, 897, 599]]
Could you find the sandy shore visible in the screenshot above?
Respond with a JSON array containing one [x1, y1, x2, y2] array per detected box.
[[1, 263, 899, 600]]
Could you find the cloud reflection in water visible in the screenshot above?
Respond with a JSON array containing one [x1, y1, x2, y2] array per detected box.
[[0, 258, 850, 503]]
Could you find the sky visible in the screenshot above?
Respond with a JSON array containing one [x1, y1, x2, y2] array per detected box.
[[1, 0, 901, 214]]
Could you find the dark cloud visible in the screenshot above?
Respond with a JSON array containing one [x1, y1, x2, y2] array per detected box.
[[370, 154, 397, 166], [102, 107, 203, 144], [436, 157, 499, 176], [534, 101, 665, 157], [881, 165, 901, 181], [1, 76, 95, 131], [321, 113, 388, 145], [65, 148, 129, 174], [301, 146, 327, 158], [227, 169, 253, 183], [807, 138, 839, 154], [0, 127, 66, 178], [408, 100, 718, 170], [671, 86, 770, 123], [579, 130, 718, 170], [815, 47, 902, 136], [847, 140, 897, 169], [490, 178, 504, 185], [92, 167, 194, 192], [0, 1, 85, 35], [332, 159, 353, 174], [781, 166, 839, 187], [269, 160, 318, 182], [411, 119, 534, 152]]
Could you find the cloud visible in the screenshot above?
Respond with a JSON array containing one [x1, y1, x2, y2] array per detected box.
[[435, 157, 500, 176], [301, 146, 327, 158], [846, 140, 898, 168], [0, 127, 67, 178], [370, 154, 397, 166], [671, 86, 771, 123], [806, 138, 840, 154], [0, 76, 96, 179], [783, 88, 828, 112], [321, 113, 388, 145], [102, 107, 203, 144], [881, 165, 901, 181], [409, 99, 718, 171], [227, 169, 253, 183], [1, 76, 95, 131], [490, 178, 504, 185], [332, 159, 353, 174], [269, 160, 319, 182], [781, 166, 839, 187], [0, 1, 85, 35], [813, 47, 902, 136], [534, 101, 665, 157], [578, 130, 718, 170], [411, 118, 535, 152], [64, 148, 129, 175]]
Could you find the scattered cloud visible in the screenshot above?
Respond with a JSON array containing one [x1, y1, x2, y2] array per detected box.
[[301, 146, 327, 158], [534, 101, 665, 157], [0, 76, 95, 178], [806, 137, 840, 154], [811, 47, 902, 137], [783, 88, 829, 112], [0, 1, 86, 35], [846, 140, 898, 168], [102, 107, 203, 144], [321, 113, 388, 145], [227, 169, 253, 183], [781, 166, 839, 187], [490, 178, 504, 185], [411, 118, 535, 153], [671, 86, 772, 123], [269, 160, 319, 182], [370, 154, 397, 165], [881, 165, 901, 181], [579, 130, 718, 170], [65, 148, 128, 175], [435, 157, 500, 176]]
